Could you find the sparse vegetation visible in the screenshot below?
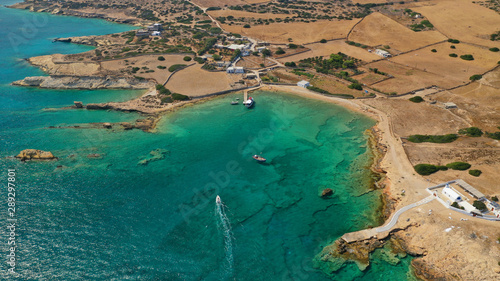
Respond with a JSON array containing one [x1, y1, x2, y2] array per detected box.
[[448, 39, 460, 44], [446, 162, 471, 170], [469, 169, 482, 177]]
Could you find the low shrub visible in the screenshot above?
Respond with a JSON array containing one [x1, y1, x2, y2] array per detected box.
[[489, 47, 499, 52], [157, 65, 166, 69], [458, 127, 483, 137], [460, 54, 474, 61], [492, 196, 498, 202], [183, 56, 192, 61], [449, 53, 458, 57], [407, 134, 458, 143], [469, 169, 482, 177], [172, 93, 190, 101], [409, 96, 424, 103], [448, 39, 460, 44], [436, 165, 448, 171], [161, 96, 173, 104], [158, 56, 165, 61], [431, 49, 437, 53], [414, 164, 438, 175], [243, 24, 251, 28], [320, 39, 327, 43], [446, 162, 471, 170], [168, 64, 187, 72]]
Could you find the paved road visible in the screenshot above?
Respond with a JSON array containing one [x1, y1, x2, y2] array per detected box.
[[376, 195, 435, 233], [342, 195, 435, 242]]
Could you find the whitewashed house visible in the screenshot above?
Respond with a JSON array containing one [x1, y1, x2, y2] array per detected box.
[[442, 185, 463, 203], [297, 80, 310, 88], [227, 66, 244, 74], [375, 49, 392, 58]]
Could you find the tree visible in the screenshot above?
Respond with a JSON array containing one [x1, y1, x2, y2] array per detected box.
[[431, 49, 437, 52], [275, 47, 286, 55], [320, 39, 327, 43], [158, 56, 165, 61], [348, 82, 362, 90], [489, 47, 499, 52], [243, 24, 251, 28], [183, 56, 192, 61], [261, 49, 271, 57], [469, 74, 482, 81], [409, 96, 424, 103], [473, 200, 487, 212]]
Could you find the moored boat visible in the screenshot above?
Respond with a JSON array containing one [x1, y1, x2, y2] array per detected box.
[[243, 97, 254, 108], [252, 155, 266, 163], [230, 101, 239, 105]]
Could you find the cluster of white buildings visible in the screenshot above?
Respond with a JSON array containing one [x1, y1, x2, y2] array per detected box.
[[136, 23, 163, 37]]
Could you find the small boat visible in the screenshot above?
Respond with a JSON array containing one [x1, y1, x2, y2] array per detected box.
[[216, 195, 221, 204], [243, 97, 254, 108], [230, 101, 239, 105], [252, 155, 266, 163], [236, 98, 239, 100]]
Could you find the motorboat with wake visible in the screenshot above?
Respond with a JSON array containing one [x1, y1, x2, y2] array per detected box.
[[216, 195, 221, 205]]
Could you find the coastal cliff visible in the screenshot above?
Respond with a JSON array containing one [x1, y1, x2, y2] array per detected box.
[[12, 75, 153, 89], [53, 36, 115, 47]]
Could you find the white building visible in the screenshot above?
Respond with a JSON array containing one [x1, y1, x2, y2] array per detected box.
[[487, 200, 500, 212], [227, 44, 246, 50], [458, 201, 478, 213], [151, 31, 161, 36], [444, 102, 457, 109], [227, 66, 244, 74], [297, 80, 310, 88], [375, 49, 392, 58], [442, 185, 463, 203]]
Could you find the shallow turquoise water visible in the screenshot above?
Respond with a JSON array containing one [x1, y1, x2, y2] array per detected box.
[[0, 4, 417, 280]]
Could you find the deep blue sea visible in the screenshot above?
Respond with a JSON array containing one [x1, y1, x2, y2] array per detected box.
[[0, 3, 418, 280]]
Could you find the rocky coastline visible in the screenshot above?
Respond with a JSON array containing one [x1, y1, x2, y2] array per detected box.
[[12, 75, 154, 89]]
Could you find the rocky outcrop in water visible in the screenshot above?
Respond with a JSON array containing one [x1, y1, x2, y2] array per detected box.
[[12, 76, 153, 89], [16, 149, 57, 161], [53, 36, 113, 47]]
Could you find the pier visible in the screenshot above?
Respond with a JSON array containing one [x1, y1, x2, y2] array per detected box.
[[341, 195, 435, 243]]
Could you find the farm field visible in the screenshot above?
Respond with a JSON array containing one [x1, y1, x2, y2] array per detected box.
[[413, 0, 500, 48], [165, 64, 232, 96], [221, 19, 361, 44], [101, 54, 188, 84], [363, 60, 460, 94], [207, 10, 293, 20], [348, 12, 447, 53], [390, 42, 500, 82], [278, 40, 381, 63]]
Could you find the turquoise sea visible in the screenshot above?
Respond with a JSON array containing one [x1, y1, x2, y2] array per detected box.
[[0, 3, 417, 280]]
